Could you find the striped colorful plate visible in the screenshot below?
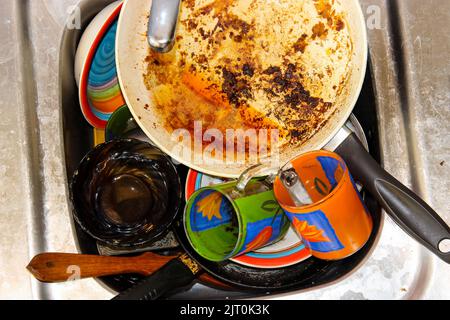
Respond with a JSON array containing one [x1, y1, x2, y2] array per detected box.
[[78, 3, 126, 129]]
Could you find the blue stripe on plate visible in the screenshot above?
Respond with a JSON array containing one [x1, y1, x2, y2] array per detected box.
[[91, 107, 111, 121], [195, 173, 203, 190]]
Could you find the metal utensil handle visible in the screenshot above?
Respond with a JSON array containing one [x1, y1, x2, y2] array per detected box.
[[112, 258, 196, 300], [234, 164, 279, 196], [335, 132, 450, 263], [147, 0, 181, 53]]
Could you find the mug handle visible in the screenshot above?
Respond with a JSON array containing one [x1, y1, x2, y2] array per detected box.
[[233, 164, 279, 196]]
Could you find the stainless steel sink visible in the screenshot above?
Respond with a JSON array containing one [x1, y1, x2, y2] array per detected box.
[[0, 0, 449, 300]]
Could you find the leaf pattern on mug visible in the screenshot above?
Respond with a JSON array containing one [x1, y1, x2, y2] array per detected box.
[[245, 226, 273, 252], [196, 191, 223, 221], [293, 217, 331, 243], [261, 200, 279, 212]]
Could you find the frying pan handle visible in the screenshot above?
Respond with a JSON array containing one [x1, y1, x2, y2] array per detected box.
[[335, 132, 450, 263], [147, 0, 181, 53], [112, 258, 196, 300]]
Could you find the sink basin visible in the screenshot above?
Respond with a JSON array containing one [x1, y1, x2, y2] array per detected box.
[[1, 0, 448, 300], [59, 0, 386, 299]]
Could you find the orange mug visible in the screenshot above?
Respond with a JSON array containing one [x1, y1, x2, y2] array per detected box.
[[273, 150, 373, 260]]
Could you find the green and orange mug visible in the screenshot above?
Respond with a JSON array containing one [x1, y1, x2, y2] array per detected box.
[[274, 150, 373, 260], [184, 172, 290, 262]]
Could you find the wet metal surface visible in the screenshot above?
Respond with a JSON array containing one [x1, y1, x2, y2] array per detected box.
[[0, 0, 449, 299]]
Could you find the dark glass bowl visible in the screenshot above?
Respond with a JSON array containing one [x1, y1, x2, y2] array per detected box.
[[70, 139, 182, 248]]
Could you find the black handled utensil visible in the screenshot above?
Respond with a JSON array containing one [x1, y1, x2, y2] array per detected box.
[[326, 128, 450, 263], [112, 254, 202, 300]]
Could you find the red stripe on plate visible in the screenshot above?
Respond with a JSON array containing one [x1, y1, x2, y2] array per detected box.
[[185, 170, 199, 201], [232, 247, 311, 268]]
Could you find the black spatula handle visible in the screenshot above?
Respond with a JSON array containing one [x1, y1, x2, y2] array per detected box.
[[112, 258, 196, 300], [336, 132, 450, 263]]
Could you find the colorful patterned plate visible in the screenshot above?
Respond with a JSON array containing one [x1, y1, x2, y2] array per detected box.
[[78, 3, 126, 128], [185, 170, 312, 269]]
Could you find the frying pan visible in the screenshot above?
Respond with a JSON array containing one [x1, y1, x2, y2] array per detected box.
[[117, 0, 367, 178], [116, 0, 450, 263]]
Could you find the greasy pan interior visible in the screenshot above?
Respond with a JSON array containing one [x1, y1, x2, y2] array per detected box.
[[116, 0, 368, 178]]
